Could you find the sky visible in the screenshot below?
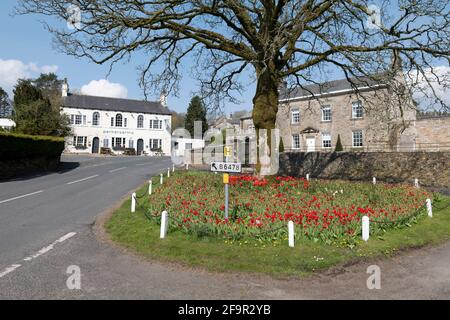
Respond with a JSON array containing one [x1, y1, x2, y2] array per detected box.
[[0, 0, 253, 115]]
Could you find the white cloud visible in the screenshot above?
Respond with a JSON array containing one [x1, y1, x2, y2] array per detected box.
[[406, 66, 450, 110], [80, 79, 128, 98], [0, 59, 59, 95]]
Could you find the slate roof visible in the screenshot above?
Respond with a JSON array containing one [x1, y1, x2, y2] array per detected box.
[[280, 75, 388, 100], [62, 94, 172, 115]]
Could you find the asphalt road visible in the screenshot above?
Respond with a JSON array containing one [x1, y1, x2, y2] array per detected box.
[[0, 155, 449, 299]]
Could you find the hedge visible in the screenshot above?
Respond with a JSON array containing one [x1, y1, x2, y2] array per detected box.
[[0, 132, 65, 161]]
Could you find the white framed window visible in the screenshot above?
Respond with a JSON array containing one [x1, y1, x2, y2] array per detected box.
[[292, 134, 300, 149], [112, 137, 126, 149], [291, 109, 300, 124], [150, 139, 162, 150], [150, 119, 163, 129], [322, 105, 331, 121], [352, 130, 363, 147], [115, 114, 123, 127], [92, 112, 100, 126], [70, 115, 75, 124], [103, 138, 109, 148], [352, 101, 363, 119], [75, 115, 82, 125], [137, 115, 144, 128], [322, 133, 332, 148], [129, 139, 134, 148], [73, 136, 87, 147], [110, 117, 114, 127]]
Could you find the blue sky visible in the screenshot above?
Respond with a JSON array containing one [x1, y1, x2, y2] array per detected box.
[[0, 0, 253, 114]]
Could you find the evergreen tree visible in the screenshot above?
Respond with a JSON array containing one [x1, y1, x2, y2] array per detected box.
[[185, 96, 208, 137], [12, 79, 70, 137], [0, 87, 12, 118], [335, 134, 343, 152]]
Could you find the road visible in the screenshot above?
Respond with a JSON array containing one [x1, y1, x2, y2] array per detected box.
[[0, 155, 449, 299]]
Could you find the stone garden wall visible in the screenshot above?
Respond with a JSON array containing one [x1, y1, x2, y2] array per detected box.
[[278, 151, 450, 191]]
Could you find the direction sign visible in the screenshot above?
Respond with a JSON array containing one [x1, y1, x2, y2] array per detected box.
[[210, 161, 242, 173]]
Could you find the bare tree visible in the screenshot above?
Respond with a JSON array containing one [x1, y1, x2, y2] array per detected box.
[[16, 0, 449, 141]]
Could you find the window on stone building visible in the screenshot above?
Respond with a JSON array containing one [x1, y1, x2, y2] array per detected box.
[[75, 114, 82, 125], [352, 101, 364, 119], [291, 109, 300, 124], [322, 106, 331, 121], [292, 134, 300, 149], [322, 133, 332, 148], [352, 130, 363, 147]]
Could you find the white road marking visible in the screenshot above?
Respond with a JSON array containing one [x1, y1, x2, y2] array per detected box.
[[0, 190, 44, 205], [135, 163, 151, 166], [66, 174, 99, 185], [0, 264, 21, 279], [23, 232, 77, 262], [109, 166, 127, 173]]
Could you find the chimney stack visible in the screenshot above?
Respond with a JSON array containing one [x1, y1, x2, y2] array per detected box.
[[160, 90, 168, 108], [62, 78, 69, 97]]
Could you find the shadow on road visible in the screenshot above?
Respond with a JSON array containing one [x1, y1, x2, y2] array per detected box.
[[0, 160, 80, 183]]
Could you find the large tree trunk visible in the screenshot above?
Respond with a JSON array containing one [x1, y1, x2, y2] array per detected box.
[[252, 67, 280, 176]]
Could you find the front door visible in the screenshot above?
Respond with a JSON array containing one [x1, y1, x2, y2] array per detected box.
[[137, 139, 144, 155], [92, 137, 100, 154], [306, 138, 315, 152]]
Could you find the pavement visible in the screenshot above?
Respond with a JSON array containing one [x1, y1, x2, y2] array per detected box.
[[0, 155, 449, 299]]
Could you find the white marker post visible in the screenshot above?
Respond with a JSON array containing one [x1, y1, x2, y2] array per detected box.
[[160, 211, 169, 239], [414, 178, 419, 188], [131, 192, 136, 213], [148, 180, 152, 195], [372, 177, 376, 185], [185, 163, 189, 170], [160, 173, 163, 185], [167, 167, 170, 178], [306, 173, 310, 181], [362, 216, 370, 241], [288, 221, 295, 247], [172, 164, 175, 173], [426, 199, 432, 218]]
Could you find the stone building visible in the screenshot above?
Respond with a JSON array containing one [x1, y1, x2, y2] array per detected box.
[[276, 74, 418, 152]]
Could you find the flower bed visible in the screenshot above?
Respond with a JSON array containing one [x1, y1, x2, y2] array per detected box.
[[146, 172, 432, 245]]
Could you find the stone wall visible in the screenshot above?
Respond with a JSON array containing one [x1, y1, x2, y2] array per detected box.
[[415, 116, 450, 151], [278, 151, 450, 190], [0, 155, 61, 180]]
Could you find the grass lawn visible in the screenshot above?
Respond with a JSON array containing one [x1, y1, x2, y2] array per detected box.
[[104, 170, 450, 277]]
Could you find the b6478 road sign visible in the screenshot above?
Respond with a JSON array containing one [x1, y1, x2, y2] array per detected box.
[[210, 161, 242, 173]]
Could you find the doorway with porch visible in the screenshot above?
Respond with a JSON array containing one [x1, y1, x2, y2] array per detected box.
[[306, 137, 316, 152]]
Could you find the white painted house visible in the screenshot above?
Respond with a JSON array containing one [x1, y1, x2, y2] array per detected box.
[[61, 80, 172, 155]]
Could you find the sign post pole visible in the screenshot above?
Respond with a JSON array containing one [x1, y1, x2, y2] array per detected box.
[[223, 173, 229, 221]]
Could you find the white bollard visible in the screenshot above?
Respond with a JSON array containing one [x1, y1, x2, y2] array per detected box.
[[167, 167, 170, 178], [160, 211, 169, 239], [160, 173, 163, 184], [414, 178, 419, 188], [131, 192, 136, 213], [372, 177, 376, 185], [306, 173, 310, 181], [288, 221, 295, 247], [426, 198, 432, 218], [172, 164, 175, 173], [185, 163, 189, 170], [362, 216, 370, 241], [148, 180, 152, 195]]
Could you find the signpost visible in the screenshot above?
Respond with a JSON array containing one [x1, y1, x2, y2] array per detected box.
[[211, 159, 241, 221], [210, 161, 241, 173]]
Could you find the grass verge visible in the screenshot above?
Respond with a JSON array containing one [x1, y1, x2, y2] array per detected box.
[[104, 171, 450, 278]]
